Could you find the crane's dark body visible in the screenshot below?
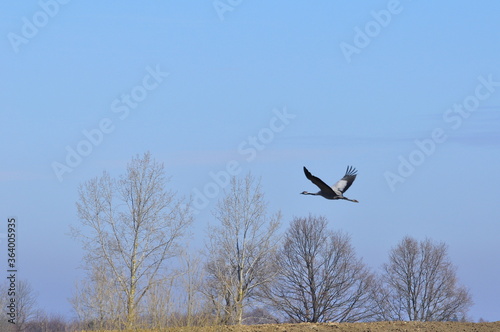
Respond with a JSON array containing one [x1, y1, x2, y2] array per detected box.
[[301, 166, 359, 203]]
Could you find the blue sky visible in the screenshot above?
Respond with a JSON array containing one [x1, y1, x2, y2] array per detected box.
[[1, 0, 499, 322]]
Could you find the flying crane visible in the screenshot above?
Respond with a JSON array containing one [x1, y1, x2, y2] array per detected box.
[[301, 166, 359, 203]]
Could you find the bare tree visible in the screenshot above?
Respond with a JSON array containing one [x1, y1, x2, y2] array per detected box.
[[142, 276, 174, 329], [175, 251, 208, 327], [26, 311, 68, 332], [266, 215, 375, 323], [204, 174, 281, 325], [0, 279, 38, 332], [374, 236, 473, 321], [70, 263, 125, 329], [71, 152, 193, 328], [150, 251, 213, 328], [15, 280, 38, 331]]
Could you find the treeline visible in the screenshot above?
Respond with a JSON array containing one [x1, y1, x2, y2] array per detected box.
[[1, 153, 473, 331]]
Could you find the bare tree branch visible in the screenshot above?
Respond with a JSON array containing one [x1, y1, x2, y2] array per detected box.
[[373, 236, 473, 321]]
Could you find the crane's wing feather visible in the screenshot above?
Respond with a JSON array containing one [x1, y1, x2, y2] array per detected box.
[[303, 167, 336, 196], [332, 166, 357, 194]]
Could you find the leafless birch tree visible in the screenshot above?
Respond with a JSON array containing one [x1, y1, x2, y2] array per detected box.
[[204, 174, 281, 325], [374, 236, 473, 321], [71, 152, 192, 328], [266, 215, 375, 323]]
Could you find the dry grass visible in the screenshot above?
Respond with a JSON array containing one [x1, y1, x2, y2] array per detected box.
[[80, 321, 500, 332]]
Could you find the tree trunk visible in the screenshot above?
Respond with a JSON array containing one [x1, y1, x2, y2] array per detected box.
[[127, 234, 138, 328], [236, 287, 244, 324]]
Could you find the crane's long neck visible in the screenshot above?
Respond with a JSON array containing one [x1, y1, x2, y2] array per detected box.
[[301, 191, 319, 195]]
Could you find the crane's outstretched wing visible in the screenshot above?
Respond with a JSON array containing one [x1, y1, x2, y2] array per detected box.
[[303, 167, 337, 196], [332, 166, 357, 195]]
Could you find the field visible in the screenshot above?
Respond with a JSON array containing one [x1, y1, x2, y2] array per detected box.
[[221, 321, 500, 332], [89, 321, 500, 332]]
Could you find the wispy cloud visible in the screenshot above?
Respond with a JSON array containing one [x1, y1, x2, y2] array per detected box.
[[445, 130, 500, 147], [287, 107, 500, 148], [445, 107, 500, 147], [164, 147, 325, 167], [281, 134, 418, 146]]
